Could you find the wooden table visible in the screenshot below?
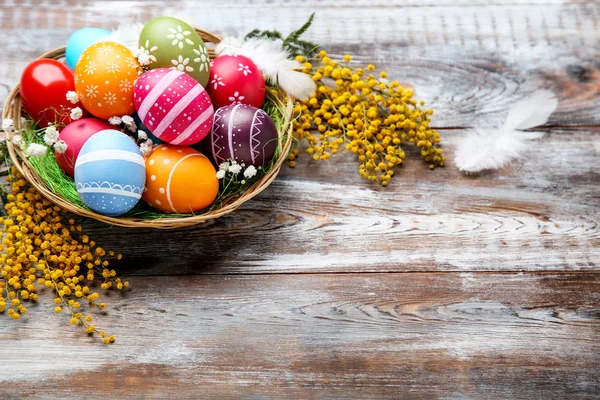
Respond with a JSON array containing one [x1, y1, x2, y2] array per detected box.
[[1, 1, 599, 398]]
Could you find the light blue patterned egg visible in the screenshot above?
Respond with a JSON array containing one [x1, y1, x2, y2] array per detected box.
[[65, 27, 111, 69], [75, 130, 145, 216]]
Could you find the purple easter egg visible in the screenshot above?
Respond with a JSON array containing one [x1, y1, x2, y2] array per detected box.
[[134, 68, 214, 146], [204, 104, 278, 167]]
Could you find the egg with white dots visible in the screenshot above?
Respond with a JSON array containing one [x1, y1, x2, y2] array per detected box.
[[143, 144, 218, 213], [75, 129, 146, 216], [134, 68, 214, 146]]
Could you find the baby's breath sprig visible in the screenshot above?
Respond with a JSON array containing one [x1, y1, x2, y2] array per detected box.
[[290, 51, 445, 186], [0, 167, 127, 343]]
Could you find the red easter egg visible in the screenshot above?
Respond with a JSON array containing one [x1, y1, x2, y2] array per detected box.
[[206, 55, 265, 109], [20, 59, 87, 128], [55, 118, 113, 177], [204, 104, 277, 167], [134, 68, 214, 146]]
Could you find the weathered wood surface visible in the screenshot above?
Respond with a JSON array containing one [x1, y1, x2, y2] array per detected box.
[[1, 273, 599, 399], [0, 0, 599, 399], [81, 128, 600, 276]]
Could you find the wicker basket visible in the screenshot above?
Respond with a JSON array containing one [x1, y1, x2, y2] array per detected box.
[[2, 29, 294, 229]]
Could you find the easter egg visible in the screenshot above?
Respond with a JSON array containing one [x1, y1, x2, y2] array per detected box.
[[56, 118, 113, 178], [143, 145, 218, 213], [75, 130, 145, 216], [74, 42, 141, 120], [20, 59, 87, 128], [207, 55, 265, 109], [65, 27, 111, 69], [134, 68, 214, 146], [205, 104, 278, 167], [138, 16, 210, 87]]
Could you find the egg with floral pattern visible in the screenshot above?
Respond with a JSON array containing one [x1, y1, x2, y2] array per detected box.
[[74, 42, 142, 120], [138, 16, 210, 87], [134, 68, 214, 146], [75, 130, 146, 216], [143, 144, 218, 213], [206, 55, 265, 109]]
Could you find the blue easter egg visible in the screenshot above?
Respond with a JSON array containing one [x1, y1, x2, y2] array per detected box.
[[65, 27, 111, 69], [75, 130, 145, 216]]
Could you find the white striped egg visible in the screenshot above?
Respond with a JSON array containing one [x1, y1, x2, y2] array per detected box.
[[134, 68, 214, 146], [75, 129, 146, 216]]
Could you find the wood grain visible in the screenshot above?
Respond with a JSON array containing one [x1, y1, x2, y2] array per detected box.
[[0, 1, 599, 398], [1, 272, 598, 399], [0, 1, 599, 127], [68, 128, 599, 276]]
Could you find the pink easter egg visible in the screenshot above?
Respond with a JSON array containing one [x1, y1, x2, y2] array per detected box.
[[133, 68, 214, 146]]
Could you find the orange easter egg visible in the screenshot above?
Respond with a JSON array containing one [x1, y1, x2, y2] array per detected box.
[[74, 42, 142, 120], [143, 144, 219, 213]]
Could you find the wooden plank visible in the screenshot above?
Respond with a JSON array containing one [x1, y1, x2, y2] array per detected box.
[[0, 1, 599, 127], [1, 272, 598, 399], [61, 128, 600, 275]]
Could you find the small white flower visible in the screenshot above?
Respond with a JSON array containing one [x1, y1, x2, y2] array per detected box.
[[216, 169, 226, 179], [218, 161, 229, 172], [137, 53, 151, 66], [2, 118, 14, 133], [43, 125, 59, 145], [243, 165, 257, 178], [238, 63, 252, 76], [121, 115, 134, 125], [138, 40, 158, 66], [103, 92, 117, 106], [119, 79, 133, 93], [25, 143, 47, 157], [53, 140, 68, 154], [211, 74, 225, 90], [241, 180, 246, 184], [66, 91, 79, 104], [96, 43, 114, 56], [108, 116, 122, 125], [137, 130, 148, 141], [228, 91, 245, 104], [106, 61, 121, 74], [44, 125, 58, 135], [193, 45, 209, 72], [12, 134, 25, 149], [139, 139, 153, 157], [70, 107, 83, 120], [167, 25, 194, 49], [85, 84, 99, 99], [171, 55, 193, 73], [84, 61, 97, 75], [229, 163, 242, 174]]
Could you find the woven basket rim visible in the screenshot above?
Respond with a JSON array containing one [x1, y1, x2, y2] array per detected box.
[[2, 28, 294, 229]]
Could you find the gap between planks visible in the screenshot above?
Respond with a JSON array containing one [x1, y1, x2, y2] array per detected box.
[[116, 270, 600, 278]]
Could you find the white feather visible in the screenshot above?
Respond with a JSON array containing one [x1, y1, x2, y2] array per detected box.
[[98, 22, 144, 55], [216, 36, 316, 100], [455, 89, 557, 173], [505, 89, 558, 130]]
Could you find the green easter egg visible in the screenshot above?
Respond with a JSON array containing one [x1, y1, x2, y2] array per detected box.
[[139, 16, 210, 87]]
